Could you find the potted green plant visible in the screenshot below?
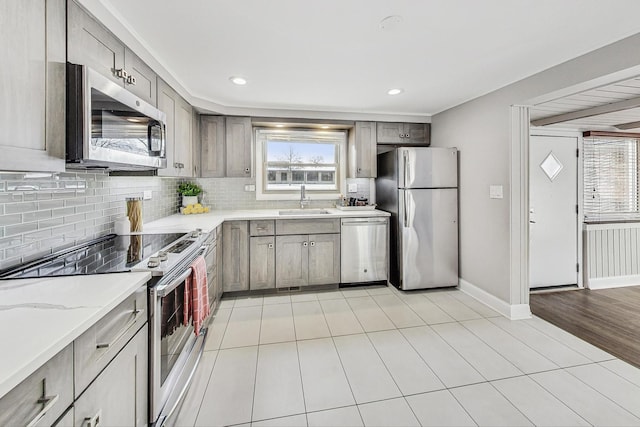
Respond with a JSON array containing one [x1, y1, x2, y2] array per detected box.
[[178, 182, 203, 207]]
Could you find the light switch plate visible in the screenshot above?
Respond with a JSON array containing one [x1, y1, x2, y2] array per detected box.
[[347, 183, 358, 193], [143, 190, 152, 200], [489, 185, 503, 199], [244, 184, 256, 192]]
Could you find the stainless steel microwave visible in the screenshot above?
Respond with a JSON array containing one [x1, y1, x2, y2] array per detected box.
[[66, 63, 167, 170]]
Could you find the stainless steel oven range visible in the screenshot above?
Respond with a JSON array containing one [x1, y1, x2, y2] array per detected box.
[[0, 230, 220, 427]]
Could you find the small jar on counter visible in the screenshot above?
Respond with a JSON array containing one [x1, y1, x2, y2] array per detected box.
[[126, 197, 143, 232], [114, 216, 131, 235]]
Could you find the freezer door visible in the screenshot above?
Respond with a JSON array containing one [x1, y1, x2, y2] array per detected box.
[[398, 189, 458, 290], [398, 147, 458, 188]]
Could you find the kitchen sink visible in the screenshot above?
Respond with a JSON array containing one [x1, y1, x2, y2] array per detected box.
[[278, 209, 331, 216]]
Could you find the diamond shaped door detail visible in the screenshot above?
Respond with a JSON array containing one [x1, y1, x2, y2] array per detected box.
[[540, 152, 564, 181]]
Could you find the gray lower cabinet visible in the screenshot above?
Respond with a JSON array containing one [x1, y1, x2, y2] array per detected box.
[[74, 325, 148, 427], [0, 0, 66, 172], [0, 344, 73, 427], [275, 233, 340, 287], [308, 233, 341, 285], [276, 235, 309, 287], [223, 221, 249, 291], [250, 236, 276, 289]]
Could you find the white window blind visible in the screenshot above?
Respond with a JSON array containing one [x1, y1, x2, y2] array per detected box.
[[583, 136, 639, 221]]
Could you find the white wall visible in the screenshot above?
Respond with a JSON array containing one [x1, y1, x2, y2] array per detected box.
[[432, 31, 640, 305]]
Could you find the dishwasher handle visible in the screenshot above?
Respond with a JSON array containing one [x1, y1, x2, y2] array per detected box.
[[341, 218, 387, 225]]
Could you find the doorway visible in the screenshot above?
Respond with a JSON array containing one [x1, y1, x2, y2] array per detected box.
[[529, 134, 580, 289]]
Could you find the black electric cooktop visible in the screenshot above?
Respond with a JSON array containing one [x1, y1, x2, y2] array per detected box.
[[0, 233, 187, 279]]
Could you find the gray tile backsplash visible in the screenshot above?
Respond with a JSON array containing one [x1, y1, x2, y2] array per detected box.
[[0, 171, 180, 269], [0, 170, 373, 270], [191, 177, 373, 210]]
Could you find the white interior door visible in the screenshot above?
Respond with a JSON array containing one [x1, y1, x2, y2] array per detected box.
[[530, 135, 578, 288]]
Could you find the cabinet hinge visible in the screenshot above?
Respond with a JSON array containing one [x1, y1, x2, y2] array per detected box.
[[577, 263, 580, 272], [576, 204, 579, 214], [576, 148, 579, 157]]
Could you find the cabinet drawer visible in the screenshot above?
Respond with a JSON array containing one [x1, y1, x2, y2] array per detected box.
[[276, 219, 340, 235], [0, 344, 73, 427], [250, 220, 275, 236], [74, 285, 148, 396]]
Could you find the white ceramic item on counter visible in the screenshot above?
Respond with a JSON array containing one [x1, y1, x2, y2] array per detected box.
[[114, 217, 131, 235]]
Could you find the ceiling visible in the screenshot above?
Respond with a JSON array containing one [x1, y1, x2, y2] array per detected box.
[[100, 0, 640, 118]]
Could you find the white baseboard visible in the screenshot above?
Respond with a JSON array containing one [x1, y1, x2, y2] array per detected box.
[[459, 278, 531, 320], [586, 275, 640, 290]]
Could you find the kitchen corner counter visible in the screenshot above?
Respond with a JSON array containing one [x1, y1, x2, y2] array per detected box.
[[0, 272, 151, 399], [143, 208, 391, 234]]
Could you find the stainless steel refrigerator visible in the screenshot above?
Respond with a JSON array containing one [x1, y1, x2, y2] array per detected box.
[[376, 147, 458, 290]]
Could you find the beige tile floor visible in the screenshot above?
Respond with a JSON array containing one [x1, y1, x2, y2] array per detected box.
[[173, 285, 640, 427]]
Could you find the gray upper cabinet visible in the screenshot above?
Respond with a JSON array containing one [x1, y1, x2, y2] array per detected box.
[[376, 122, 430, 146], [0, 0, 66, 172], [200, 116, 225, 177], [250, 236, 276, 290], [223, 221, 249, 292], [157, 78, 194, 177], [349, 122, 377, 178], [308, 233, 341, 285], [67, 0, 157, 106], [225, 117, 253, 177], [198, 115, 252, 178]]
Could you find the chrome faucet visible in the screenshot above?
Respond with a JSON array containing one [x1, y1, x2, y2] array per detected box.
[[300, 184, 310, 209]]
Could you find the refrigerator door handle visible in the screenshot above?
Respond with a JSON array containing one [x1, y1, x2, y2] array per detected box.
[[403, 193, 409, 227], [403, 152, 409, 188]]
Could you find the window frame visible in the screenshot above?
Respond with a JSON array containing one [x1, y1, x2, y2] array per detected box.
[[255, 127, 347, 201]]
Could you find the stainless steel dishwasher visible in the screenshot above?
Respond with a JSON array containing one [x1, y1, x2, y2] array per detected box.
[[341, 217, 388, 284]]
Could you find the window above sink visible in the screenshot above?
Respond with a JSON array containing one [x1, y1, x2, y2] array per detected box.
[[255, 128, 347, 200]]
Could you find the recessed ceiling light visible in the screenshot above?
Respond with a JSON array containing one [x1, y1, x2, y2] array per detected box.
[[229, 76, 247, 85], [275, 124, 285, 128], [387, 88, 404, 96], [321, 125, 330, 129]]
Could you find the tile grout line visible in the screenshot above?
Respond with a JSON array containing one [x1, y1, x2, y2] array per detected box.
[[249, 303, 264, 424]]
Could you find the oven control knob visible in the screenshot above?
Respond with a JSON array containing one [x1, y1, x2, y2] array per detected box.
[[147, 257, 160, 268], [157, 251, 168, 262], [191, 229, 202, 238]]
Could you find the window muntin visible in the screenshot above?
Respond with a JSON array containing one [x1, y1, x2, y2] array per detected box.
[[584, 136, 639, 222], [256, 129, 346, 197]]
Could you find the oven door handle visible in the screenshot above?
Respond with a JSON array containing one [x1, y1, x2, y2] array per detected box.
[[157, 268, 193, 297]]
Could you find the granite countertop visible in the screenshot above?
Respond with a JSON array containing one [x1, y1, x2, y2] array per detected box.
[[0, 272, 151, 399], [143, 208, 391, 234]]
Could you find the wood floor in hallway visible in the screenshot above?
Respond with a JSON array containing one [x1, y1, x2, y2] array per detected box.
[[530, 285, 640, 368]]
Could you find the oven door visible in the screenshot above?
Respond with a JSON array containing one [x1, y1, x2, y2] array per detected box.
[[149, 252, 209, 426]]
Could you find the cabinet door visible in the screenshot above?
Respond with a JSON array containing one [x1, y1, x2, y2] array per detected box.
[[225, 117, 252, 177], [250, 236, 276, 290], [200, 116, 225, 177], [376, 122, 403, 144], [276, 235, 308, 287], [216, 225, 224, 299], [74, 325, 148, 427], [67, 0, 125, 86], [403, 123, 430, 145], [350, 122, 377, 178], [124, 48, 157, 106], [222, 221, 249, 292], [157, 78, 178, 176], [0, 0, 65, 172], [308, 233, 341, 285], [175, 97, 194, 176]]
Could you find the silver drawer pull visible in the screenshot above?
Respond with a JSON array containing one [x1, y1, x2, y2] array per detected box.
[[26, 394, 59, 427], [96, 308, 144, 349], [310, 242, 315, 247], [302, 242, 308, 247], [268, 243, 274, 249]]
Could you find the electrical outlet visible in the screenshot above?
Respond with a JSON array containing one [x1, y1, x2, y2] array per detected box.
[[244, 184, 256, 192], [143, 190, 152, 200], [489, 185, 503, 199], [347, 183, 358, 193]]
